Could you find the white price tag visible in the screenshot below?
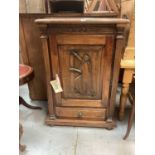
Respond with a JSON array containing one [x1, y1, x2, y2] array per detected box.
[[50, 74, 63, 93]]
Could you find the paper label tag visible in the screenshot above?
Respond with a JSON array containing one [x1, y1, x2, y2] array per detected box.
[[50, 74, 63, 93]]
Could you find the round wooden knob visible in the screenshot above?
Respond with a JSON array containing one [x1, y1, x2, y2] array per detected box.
[[77, 111, 83, 118]]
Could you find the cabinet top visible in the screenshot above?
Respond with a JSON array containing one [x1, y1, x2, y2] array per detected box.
[[35, 17, 129, 25]]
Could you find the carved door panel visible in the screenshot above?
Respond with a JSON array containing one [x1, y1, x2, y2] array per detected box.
[[59, 45, 103, 100], [50, 35, 114, 108]]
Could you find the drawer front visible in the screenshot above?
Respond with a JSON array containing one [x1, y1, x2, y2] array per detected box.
[[56, 107, 106, 120]]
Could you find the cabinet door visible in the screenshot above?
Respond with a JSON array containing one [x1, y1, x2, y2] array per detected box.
[[50, 34, 114, 108]]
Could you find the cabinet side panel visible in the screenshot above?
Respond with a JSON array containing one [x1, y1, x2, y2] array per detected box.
[[19, 15, 47, 100], [101, 36, 114, 106]]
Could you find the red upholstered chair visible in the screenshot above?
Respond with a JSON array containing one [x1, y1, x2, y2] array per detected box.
[[19, 64, 42, 109], [19, 64, 42, 152]]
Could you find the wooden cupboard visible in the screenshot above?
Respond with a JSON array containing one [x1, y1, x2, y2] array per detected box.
[[19, 0, 134, 101], [35, 17, 129, 128]]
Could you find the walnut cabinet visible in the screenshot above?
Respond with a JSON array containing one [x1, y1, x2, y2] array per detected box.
[[35, 17, 129, 129]]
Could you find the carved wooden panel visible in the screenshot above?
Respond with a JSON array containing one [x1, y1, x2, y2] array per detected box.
[[49, 34, 114, 108], [59, 45, 104, 99]]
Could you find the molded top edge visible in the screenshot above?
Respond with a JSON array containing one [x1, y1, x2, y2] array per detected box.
[[35, 17, 130, 25]]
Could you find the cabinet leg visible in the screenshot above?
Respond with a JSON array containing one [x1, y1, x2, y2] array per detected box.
[[119, 83, 129, 121]]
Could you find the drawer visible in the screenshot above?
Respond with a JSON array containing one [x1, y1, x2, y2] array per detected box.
[[56, 107, 106, 120]]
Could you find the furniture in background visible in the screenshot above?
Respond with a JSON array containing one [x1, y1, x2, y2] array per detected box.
[[119, 3, 135, 120], [123, 78, 135, 140], [19, 0, 46, 13], [19, 64, 42, 152], [19, 123, 26, 152], [119, 63, 134, 120], [49, 0, 84, 13], [20, 15, 47, 100], [85, 0, 120, 14], [19, 64, 42, 109]]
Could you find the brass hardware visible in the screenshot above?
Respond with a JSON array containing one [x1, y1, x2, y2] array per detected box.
[[77, 111, 83, 118], [49, 115, 56, 120], [107, 117, 113, 123]]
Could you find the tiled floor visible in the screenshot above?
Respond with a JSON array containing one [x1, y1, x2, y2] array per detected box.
[[19, 84, 135, 155]]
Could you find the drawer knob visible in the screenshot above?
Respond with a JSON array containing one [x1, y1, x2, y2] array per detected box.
[[77, 111, 83, 118]]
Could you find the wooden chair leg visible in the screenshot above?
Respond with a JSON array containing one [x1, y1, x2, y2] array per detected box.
[[119, 83, 129, 120], [19, 96, 42, 110], [119, 69, 134, 121], [19, 123, 26, 152], [19, 144, 26, 152], [123, 102, 135, 140]]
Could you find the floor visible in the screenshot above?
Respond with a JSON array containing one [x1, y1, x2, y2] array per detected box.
[[19, 84, 135, 155]]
